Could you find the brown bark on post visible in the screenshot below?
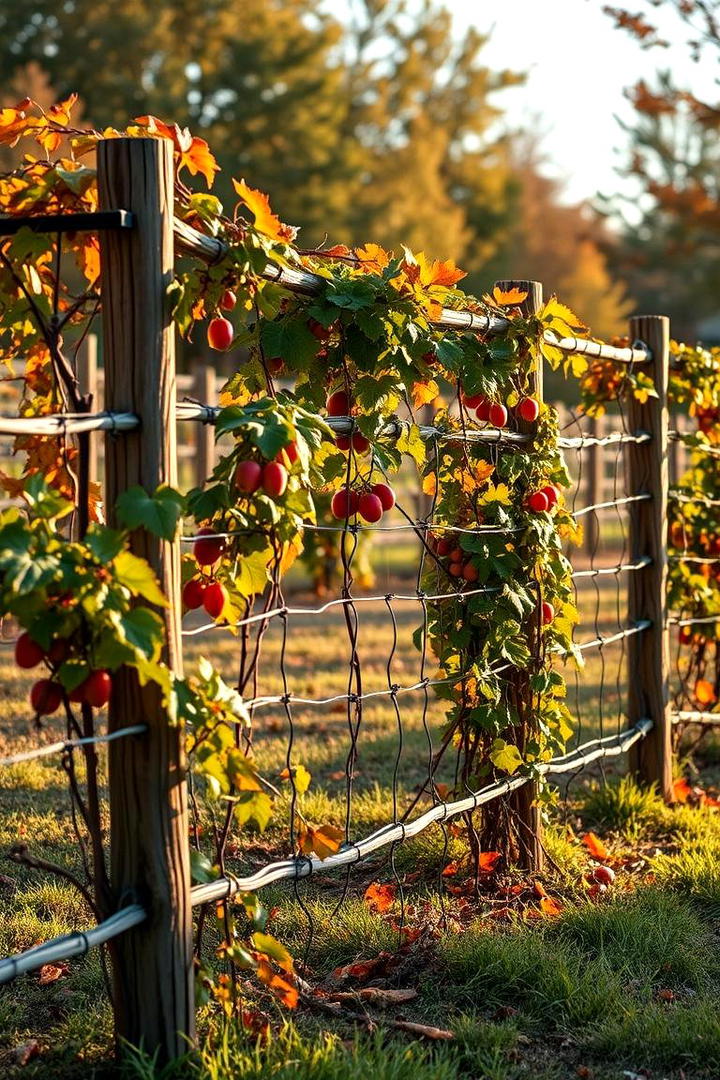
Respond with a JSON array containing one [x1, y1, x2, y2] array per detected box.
[[627, 315, 672, 800], [193, 361, 216, 488], [77, 334, 99, 485], [98, 137, 193, 1061], [585, 414, 604, 557], [494, 279, 544, 871]]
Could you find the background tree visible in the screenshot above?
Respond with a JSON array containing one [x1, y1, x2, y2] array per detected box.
[[601, 2, 720, 339]]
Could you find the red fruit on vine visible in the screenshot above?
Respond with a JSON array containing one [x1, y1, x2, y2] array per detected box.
[[449, 563, 463, 577], [234, 459, 263, 494], [678, 626, 692, 645], [541, 484, 560, 509], [436, 537, 453, 557], [48, 638, 69, 666], [331, 488, 359, 520], [30, 679, 62, 715], [592, 865, 615, 886], [462, 562, 479, 582], [449, 546, 464, 563], [203, 581, 227, 619], [207, 317, 234, 352], [267, 356, 284, 375], [517, 397, 540, 422], [352, 432, 370, 454], [308, 317, 331, 341], [15, 632, 44, 669], [335, 434, 351, 451], [358, 492, 383, 524], [220, 289, 237, 311], [182, 577, 206, 610], [83, 670, 112, 709], [262, 461, 288, 498], [326, 390, 350, 416], [488, 402, 508, 428], [371, 483, 395, 512], [461, 392, 483, 409], [475, 398, 491, 422], [528, 490, 550, 513], [541, 601, 555, 625], [193, 528, 226, 567]]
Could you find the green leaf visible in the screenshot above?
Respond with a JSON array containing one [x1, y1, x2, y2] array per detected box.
[[118, 606, 165, 661], [85, 525, 125, 564], [260, 318, 319, 369], [22, 474, 74, 521], [190, 849, 218, 884], [116, 485, 184, 541], [113, 551, 167, 607], [489, 739, 524, 774]]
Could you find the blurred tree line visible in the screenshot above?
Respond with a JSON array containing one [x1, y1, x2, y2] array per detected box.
[[1, 0, 632, 345]]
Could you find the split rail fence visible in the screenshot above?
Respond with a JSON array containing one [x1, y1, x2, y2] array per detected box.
[[0, 137, 715, 1063]]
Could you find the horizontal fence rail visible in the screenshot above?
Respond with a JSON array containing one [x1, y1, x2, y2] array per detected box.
[[542, 330, 650, 364]]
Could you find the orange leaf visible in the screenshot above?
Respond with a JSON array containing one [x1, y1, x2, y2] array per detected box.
[[354, 243, 390, 273], [478, 851, 501, 873], [695, 679, 717, 705], [581, 832, 608, 859], [672, 776, 693, 804], [364, 881, 397, 913], [233, 179, 296, 243], [179, 136, 220, 187], [441, 861, 460, 877], [256, 959, 298, 1008], [492, 285, 528, 306], [539, 895, 563, 917], [38, 963, 65, 985], [309, 823, 344, 860], [414, 251, 466, 289], [533, 880, 549, 898], [422, 473, 437, 497], [411, 379, 439, 409]]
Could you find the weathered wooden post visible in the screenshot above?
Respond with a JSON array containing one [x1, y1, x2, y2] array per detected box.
[[626, 314, 672, 800], [98, 137, 193, 1061], [77, 333, 99, 485], [495, 279, 544, 870], [585, 413, 605, 557]]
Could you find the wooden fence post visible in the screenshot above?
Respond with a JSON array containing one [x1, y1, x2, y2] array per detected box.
[[77, 334, 99, 485], [494, 279, 544, 871], [193, 361, 216, 488], [626, 314, 672, 800], [98, 137, 193, 1061]]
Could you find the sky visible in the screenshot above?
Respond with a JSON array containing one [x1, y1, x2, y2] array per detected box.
[[452, 0, 719, 206]]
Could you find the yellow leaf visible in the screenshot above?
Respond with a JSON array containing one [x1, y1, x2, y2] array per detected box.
[[539, 296, 589, 337], [696, 679, 717, 705], [478, 483, 511, 506], [422, 473, 437, 497], [412, 379, 439, 409]]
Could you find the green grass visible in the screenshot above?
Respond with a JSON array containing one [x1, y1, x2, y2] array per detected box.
[[1, 559, 720, 1078]]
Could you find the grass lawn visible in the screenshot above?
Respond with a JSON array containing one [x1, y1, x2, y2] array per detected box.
[[0, 537, 718, 1079]]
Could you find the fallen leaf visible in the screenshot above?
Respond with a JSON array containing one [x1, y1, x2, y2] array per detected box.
[[672, 776, 693, 804], [393, 1019, 454, 1040], [332, 951, 396, 982], [13, 1040, 40, 1066], [658, 988, 675, 1002], [364, 881, 397, 913], [478, 851, 501, 873], [329, 987, 418, 1007], [581, 831, 608, 859], [38, 963, 66, 985]]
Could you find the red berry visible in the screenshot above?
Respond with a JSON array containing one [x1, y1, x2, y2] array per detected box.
[[517, 397, 540, 422], [308, 318, 331, 342], [679, 626, 692, 645], [220, 289, 237, 312], [203, 581, 227, 619], [475, 398, 491, 422], [351, 432, 370, 454], [326, 390, 350, 416], [436, 537, 453, 557], [449, 546, 464, 563], [335, 435, 351, 452], [541, 484, 560, 509], [267, 356, 284, 375], [262, 461, 288, 498], [461, 393, 483, 409], [528, 491, 550, 513], [207, 317, 234, 352], [83, 670, 112, 709], [541, 601, 555, 625], [15, 632, 44, 669], [358, 492, 383, 524], [48, 639, 69, 666], [193, 528, 226, 567], [182, 578, 206, 610], [331, 489, 359, 520], [30, 679, 62, 715], [488, 403, 508, 428], [234, 460, 263, 494], [371, 483, 395, 512], [449, 563, 463, 577], [592, 865, 615, 886], [462, 562, 479, 582]]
